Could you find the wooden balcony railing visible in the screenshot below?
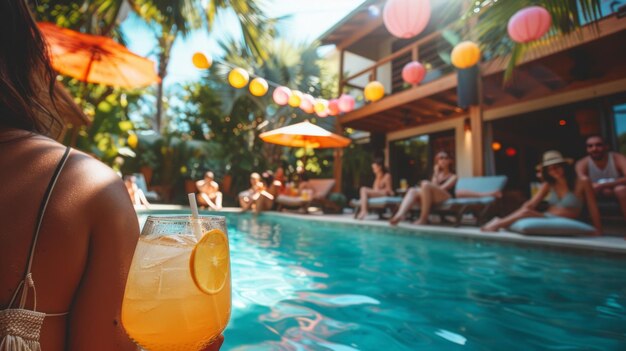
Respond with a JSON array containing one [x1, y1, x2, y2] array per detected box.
[[339, 30, 455, 99]]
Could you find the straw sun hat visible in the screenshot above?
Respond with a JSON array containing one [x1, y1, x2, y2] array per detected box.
[[539, 150, 573, 168]]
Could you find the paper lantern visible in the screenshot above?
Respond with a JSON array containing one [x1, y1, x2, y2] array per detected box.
[[505, 147, 517, 157], [508, 6, 552, 43], [451, 41, 481, 69], [314, 99, 328, 114], [249, 77, 268, 96], [383, 0, 431, 39], [364, 81, 385, 102], [288, 90, 303, 107], [316, 109, 329, 118], [328, 99, 340, 116], [272, 86, 291, 105], [228, 68, 249, 88], [192, 52, 212, 69], [300, 94, 315, 113], [127, 134, 138, 148], [338, 94, 355, 113], [402, 61, 426, 85]]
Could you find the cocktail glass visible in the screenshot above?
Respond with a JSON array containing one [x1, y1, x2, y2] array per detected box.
[[122, 216, 231, 351]]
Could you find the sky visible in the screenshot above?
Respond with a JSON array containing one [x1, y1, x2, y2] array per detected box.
[[121, 0, 366, 85]]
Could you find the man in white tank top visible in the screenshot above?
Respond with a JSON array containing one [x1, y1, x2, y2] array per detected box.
[[575, 135, 626, 218]]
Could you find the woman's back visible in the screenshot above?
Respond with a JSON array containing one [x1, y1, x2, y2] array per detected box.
[[0, 131, 138, 350]]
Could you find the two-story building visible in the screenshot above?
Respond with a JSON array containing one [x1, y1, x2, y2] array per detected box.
[[320, 0, 626, 199]]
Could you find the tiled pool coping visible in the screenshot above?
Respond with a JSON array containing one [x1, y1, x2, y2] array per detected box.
[[137, 205, 626, 255]]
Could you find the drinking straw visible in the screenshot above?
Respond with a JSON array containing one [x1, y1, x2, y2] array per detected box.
[[188, 193, 204, 240]]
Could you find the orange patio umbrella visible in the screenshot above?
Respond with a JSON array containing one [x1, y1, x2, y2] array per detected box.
[[259, 120, 351, 149], [38, 22, 160, 89]]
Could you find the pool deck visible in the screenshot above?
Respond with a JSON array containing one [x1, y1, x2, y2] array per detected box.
[[138, 205, 626, 255]]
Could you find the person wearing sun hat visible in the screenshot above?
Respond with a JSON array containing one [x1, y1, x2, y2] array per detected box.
[[481, 150, 602, 235]]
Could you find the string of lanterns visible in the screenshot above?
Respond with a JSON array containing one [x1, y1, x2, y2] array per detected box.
[[191, 52, 357, 118], [192, 3, 552, 115]]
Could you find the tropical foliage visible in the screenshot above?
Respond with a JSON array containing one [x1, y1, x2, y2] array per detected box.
[[172, 38, 340, 198]]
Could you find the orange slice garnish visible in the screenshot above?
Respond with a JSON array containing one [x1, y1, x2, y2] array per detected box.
[[190, 229, 230, 295]]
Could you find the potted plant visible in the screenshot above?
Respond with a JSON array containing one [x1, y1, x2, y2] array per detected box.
[[137, 147, 159, 186]]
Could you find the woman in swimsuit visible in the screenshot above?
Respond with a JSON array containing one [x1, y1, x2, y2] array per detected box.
[[196, 171, 223, 210], [356, 158, 394, 220], [390, 151, 458, 225], [481, 150, 602, 235], [0, 2, 223, 350]]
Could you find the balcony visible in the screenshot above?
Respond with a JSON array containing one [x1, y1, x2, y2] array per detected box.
[[325, 5, 626, 134]]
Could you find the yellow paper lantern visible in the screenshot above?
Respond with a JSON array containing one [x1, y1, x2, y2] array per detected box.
[[288, 90, 303, 107], [249, 77, 268, 96], [314, 99, 328, 114], [364, 81, 385, 102], [127, 134, 138, 149], [228, 68, 249, 88], [451, 41, 481, 69], [192, 52, 212, 69]]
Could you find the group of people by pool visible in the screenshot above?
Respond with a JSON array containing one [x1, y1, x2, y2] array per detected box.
[[355, 135, 626, 236]]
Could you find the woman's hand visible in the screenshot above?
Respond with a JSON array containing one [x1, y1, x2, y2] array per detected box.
[[433, 164, 440, 174], [201, 335, 224, 351]]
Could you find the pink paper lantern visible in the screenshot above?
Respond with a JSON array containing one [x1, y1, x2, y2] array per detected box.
[[338, 94, 355, 113], [300, 94, 315, 114], [402, 61, 426, 85], [272, 86, 291, 105], [383, 0, 431, 39], [316, 109, 329, 118], [507, 6, 552, 43], [328, 99, 340, 116]]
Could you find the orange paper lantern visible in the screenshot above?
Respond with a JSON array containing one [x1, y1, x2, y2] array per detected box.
[[451, 41, 481, 69], [192, 52, 212, 69], [249, 77, 268, 96], [228, 68, 249, 88], [364, 81, 385, 102]]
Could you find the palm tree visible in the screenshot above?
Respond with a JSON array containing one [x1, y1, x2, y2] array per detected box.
[[130, 0, 275, 133]]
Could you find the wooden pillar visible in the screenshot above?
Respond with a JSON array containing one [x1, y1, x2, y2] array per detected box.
[[333, 114, 345, 192], [338, 49, 345, 95], [469, 105, 484, 176]]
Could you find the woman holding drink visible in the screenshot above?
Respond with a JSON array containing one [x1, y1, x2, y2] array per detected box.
[[0, 1, 226, 349]]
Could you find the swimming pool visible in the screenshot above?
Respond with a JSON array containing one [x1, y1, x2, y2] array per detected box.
[[141, 212, 626, 350]]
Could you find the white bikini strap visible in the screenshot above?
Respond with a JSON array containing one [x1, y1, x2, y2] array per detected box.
[[8, 147, 71, 311]]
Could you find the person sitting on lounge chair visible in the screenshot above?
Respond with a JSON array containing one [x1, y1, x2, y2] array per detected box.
[[575, 135, 626, 219], [255, 171, 281, 212], [481, 150, 602, 235], [124, 175, 151, 208], [239, 172, 262, 211], [389, 151, 457, 225], [356, 157, 394, 220], [196, 171, 223, 210]]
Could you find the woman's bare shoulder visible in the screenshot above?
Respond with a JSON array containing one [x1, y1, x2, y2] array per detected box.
[[25, 137, 133, 218]]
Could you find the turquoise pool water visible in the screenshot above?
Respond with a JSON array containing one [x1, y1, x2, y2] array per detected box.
[[141, 212, 626, 350]]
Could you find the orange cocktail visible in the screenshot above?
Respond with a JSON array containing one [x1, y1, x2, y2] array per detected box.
[[122, 216, 231, 351]]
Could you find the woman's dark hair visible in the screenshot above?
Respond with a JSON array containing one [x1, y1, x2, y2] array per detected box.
[[542, 162, 576, 190], [0, 0, 61, 136], [373, 157, 388, 174]]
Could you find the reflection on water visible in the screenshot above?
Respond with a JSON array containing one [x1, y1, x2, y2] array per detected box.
[[142, 213, 626, 351]]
